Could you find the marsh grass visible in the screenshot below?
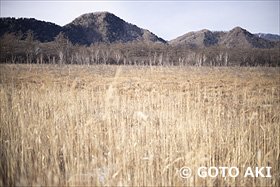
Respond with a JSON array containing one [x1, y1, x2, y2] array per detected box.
[[0, 64, 279, 186]]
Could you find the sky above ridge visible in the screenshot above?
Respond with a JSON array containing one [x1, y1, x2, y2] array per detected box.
[[0, 0, 279, 41]]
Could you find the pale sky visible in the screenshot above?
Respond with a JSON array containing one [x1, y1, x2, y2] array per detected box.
[[0, 0, 279, 41]]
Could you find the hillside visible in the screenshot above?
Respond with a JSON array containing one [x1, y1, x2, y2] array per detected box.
[[0, 17, 61, 42], [169, 27, 276, 48]]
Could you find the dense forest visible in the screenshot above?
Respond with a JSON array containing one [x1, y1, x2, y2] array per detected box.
[[0, 31, 279, 66]]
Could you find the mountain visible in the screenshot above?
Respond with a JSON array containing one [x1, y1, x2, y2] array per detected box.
[[64, 12, 166, 45], [254, 33, 280, 41], [168, 29, 222, 47], [0, 12, 166, 45], [169, 27, 276, 49], [219, 27, 275, 48]]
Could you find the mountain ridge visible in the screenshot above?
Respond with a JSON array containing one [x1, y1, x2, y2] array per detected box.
[[0, 12, 279, 48], [254, 33, 280, 41]]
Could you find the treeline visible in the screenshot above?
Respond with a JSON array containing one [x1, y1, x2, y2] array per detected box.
[[1, 31, 279, 66]]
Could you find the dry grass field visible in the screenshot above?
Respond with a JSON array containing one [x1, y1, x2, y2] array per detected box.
[[0, 64, 279, 186]]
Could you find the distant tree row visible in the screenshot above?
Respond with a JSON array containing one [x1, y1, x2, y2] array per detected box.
[[0, 31, 279, 66]]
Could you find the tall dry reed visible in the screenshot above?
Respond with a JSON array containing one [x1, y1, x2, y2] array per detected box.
[[0, 64, 279, 186]]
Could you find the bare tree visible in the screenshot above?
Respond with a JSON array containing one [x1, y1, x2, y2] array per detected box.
[[102, 49, 110, 65], [54, 32, 72, 65], [114, 50, 121, 65], [24, 30, 36, 64], [0, 32, 22, 63]]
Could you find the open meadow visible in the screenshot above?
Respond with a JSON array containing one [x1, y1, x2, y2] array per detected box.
[[0, 64, 279, 186]]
